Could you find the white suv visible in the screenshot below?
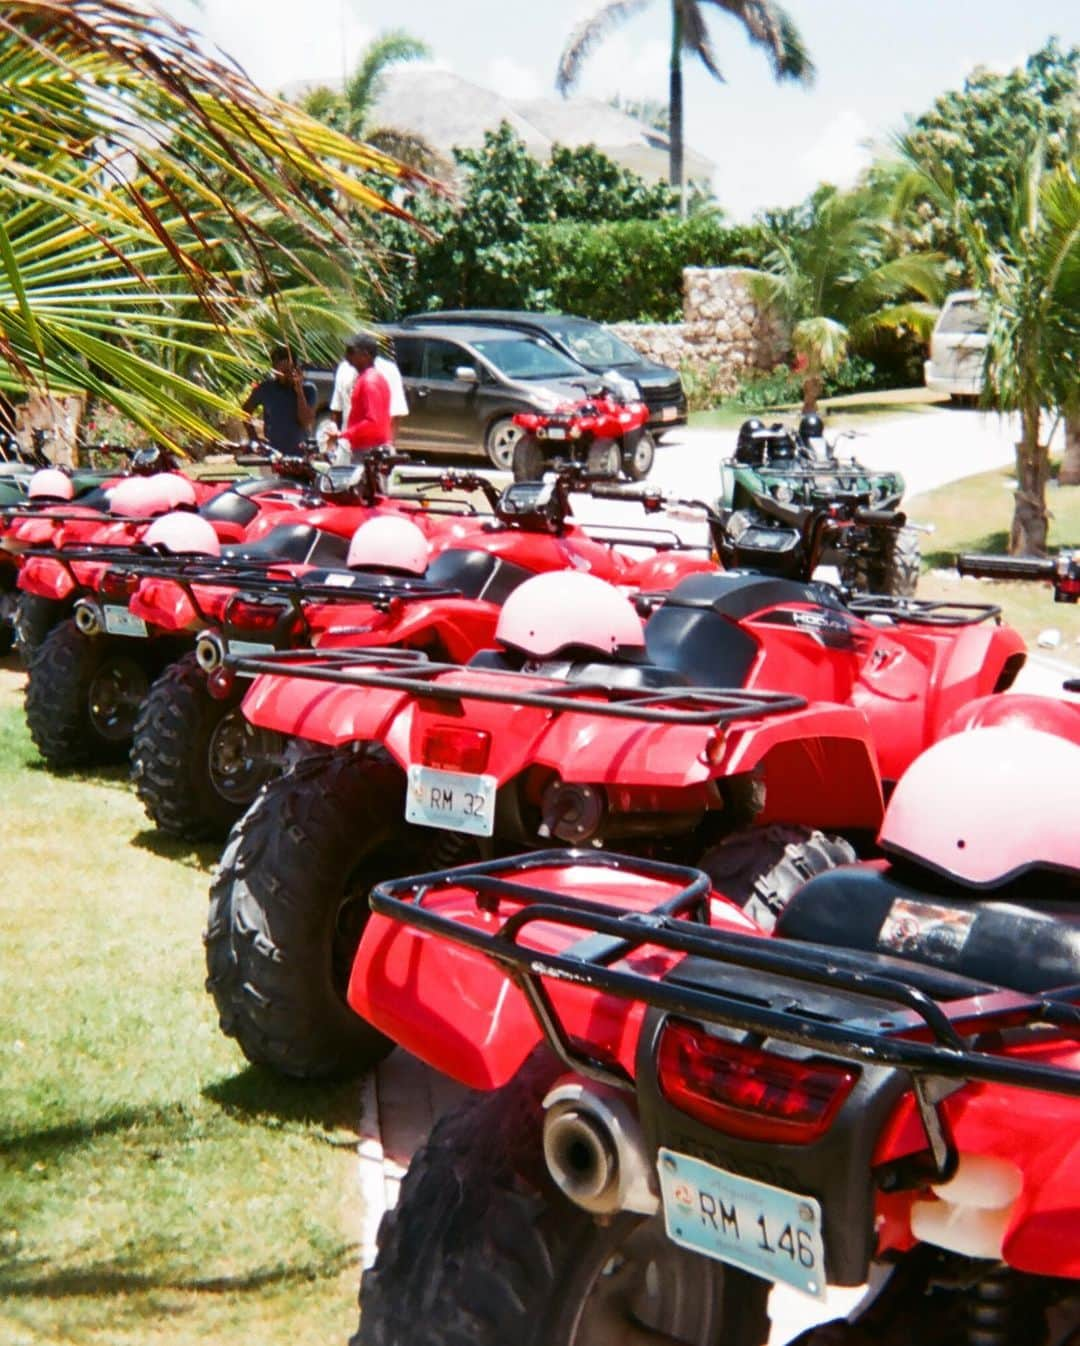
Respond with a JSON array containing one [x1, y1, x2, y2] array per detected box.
[[924, 290, 988, 404]]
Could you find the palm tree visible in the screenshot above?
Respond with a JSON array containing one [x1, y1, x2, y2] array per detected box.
[[902, 138, 1080, 552], [0, 1, 429, 448], [747, 182, 944, 412], [557, 1, 815, 195], [299, 30, 444, 174]]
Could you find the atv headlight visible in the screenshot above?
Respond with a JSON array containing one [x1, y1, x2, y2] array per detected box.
[[725, 510, 756, 542], [739, 527, 800, 553], [772, 482, 794, 504]]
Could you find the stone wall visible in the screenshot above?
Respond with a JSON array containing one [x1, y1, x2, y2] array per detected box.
[[610, 266, 788, 396]]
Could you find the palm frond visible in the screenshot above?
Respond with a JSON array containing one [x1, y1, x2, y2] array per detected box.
[[344, 29, 431, 123], [700, 0, 815, 83], [556, 0, 652, 95]]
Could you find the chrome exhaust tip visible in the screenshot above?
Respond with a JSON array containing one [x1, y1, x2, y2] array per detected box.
[[542, 1079, 659, 1217], [195, 632, 224, 673], [74, 600, 102, 636]]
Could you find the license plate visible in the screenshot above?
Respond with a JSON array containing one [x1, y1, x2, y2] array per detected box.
[[224, 639, 277, 657], [661, 406, 678, 422], [542, 426, 566, 440], [405, 764, 496, 837], [103, 605, 147, 638], [657, 1148, 826, 1298]]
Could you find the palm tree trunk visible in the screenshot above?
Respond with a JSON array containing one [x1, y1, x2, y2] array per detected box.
[[669, 3, 684, 211], [1010, 398, 1051, 555], [1059, 409, 1080, 486]]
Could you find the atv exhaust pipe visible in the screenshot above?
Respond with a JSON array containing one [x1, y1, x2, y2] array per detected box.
[[195, 631, 225, 673], [74, 599, 103, 636], [542, 1079, 659, 1217]]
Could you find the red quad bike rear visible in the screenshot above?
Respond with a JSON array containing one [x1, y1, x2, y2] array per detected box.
[[348, 722, 1080, 1346], [512, 389, 654, 483], [20, 450, 479, 771], [128, 469, 714, 839], [208, 569, 1024, 1080]]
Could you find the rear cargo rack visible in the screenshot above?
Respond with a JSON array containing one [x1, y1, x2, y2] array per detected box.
[[847, 595, 1003, 626], [226, 647, 808, 726], [369, 849, 1080, 1101]]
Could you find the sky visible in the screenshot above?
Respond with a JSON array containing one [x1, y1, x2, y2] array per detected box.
[[166, 0, 1078, 219]]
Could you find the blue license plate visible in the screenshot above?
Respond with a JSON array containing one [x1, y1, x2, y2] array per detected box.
[[405, 764, 496, 837], [657, 1148, 826, 1298]]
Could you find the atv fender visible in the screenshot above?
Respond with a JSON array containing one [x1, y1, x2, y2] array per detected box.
[[241, 672, 411, 746], [130, 577, 199, 633], [18, 555, 75, 601]]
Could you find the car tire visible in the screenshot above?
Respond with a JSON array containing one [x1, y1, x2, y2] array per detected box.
[[26, 620, 152, 768], [354, 1052, 770, 1346], [131, 652, 283, 840], [485, 417, 523, 472], [586, 437, 621, 479], [699, 823, 857, 932], [511, 433, 547, 482], [621, 431, 655, 481]]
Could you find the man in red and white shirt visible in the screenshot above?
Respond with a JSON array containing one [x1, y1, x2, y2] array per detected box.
[[336, 333, 392, 457]]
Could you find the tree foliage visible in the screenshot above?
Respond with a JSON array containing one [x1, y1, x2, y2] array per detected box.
[[0, 1, 426, 444]]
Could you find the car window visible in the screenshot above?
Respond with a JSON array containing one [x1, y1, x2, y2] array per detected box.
[[937, 299, 988, 335], [470, 337, 583, 381], [547, 323, 640, 368], [422, 339, 475, 382], [392, 336, 422, 378]]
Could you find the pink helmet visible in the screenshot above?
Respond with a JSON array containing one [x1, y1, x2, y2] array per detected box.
[[143, 511, 221, 556], [939, 692, 1080, 747], [28, 468, 74, 501], [108, 473, 181, 518], [497, 571, 645, 660], [347, 515, 429, 574], [880, 726, 1080, 887]]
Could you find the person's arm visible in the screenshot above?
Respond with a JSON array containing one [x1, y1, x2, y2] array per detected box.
[[290, 368, 315, 432], [241, 382, 263, 438]]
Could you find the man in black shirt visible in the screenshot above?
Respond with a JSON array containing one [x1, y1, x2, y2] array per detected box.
[[242, 346, 316, 456]]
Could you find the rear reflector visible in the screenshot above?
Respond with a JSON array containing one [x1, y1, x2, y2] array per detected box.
[[658, 1018, 857, 1145], [101, 569, 138, 600], [420, 725, 491, 774]]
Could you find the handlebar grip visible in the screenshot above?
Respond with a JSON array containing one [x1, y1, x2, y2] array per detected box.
[[957, 553, 1056, 581], [234, 455, 270, 468], [853, 508, 906, 526]]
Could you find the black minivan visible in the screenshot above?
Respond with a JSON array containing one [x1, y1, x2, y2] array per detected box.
[[403, 309, 687, 433], [383, 323, 604, 470]]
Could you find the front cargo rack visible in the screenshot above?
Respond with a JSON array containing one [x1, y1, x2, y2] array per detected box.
[[368, 848, 1080, 1103], [225, 647, 808, 726], [846, 594, 1003, 626]]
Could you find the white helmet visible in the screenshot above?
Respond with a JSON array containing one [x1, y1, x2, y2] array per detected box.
[[347, 515, 429, 575], [28, 468, 74, 501], [107, 473, 182, 518], [496, 571, 645, 660], [142, 511, 221, 556]]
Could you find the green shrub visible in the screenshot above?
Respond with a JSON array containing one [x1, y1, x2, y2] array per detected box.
[[731, 356, 888, 410], [532, 216, 768, 322]]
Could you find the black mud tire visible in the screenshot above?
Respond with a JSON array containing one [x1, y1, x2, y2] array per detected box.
[[699, 823, 857, 932], [0, 576, 14, 657], [511, 433, 547, 483], [131, 652, 281, 840], [621, 430, 655, 482], [205, 748, 409, 1080], [586, 436, 621, 479], [13, 592, 64, 664], [25, 620, 152, 768], [355, 1054, 770, 1346], [841, 525, 921, 598]]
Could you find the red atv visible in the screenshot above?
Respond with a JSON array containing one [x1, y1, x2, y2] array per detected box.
[[512, 387, 654, 483], [20, 451, 492, 770], [208, 567, 1024, 1078], [348, 716, 1080, 1346], [128, 470, 714, 840]]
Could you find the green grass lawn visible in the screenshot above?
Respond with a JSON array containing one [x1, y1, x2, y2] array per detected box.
[[0, 670, 365, 1346], [689, 385, 945, 431], [908, 465, 1080, 665]]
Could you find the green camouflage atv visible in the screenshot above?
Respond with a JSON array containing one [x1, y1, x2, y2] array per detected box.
[[716, 415, 921, 596]]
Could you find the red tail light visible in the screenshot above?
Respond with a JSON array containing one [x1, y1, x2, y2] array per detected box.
[[420, 725, 491, 774], [101, 569, 138, 600], [228, 598, 292, 632], [657, 1019, 857, 1145]]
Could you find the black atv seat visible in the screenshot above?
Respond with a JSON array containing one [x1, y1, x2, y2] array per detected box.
[[222, 524, 349, 568], [200, 490, 260, 528], [775, 865, 1080, 995], [425, 549, 534, 604], [663, 571, 844, 621]]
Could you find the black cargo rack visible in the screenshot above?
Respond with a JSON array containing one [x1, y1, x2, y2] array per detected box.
[[369, 848, 1080, 1105], [225, 647, 808, 726], [847, 594, 1003, 626]]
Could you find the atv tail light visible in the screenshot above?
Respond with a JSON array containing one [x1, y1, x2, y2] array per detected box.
[[229, 598, 292, 632], [657, 1019, 857, 1145], [420, 725, 491, 774], [101, 569, 138, 600]]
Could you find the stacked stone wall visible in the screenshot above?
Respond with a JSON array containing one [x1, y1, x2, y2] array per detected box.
[[610, 266, 788, 396]]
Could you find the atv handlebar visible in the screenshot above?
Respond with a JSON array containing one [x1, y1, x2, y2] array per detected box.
[[958, 552, 1058, 581]]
